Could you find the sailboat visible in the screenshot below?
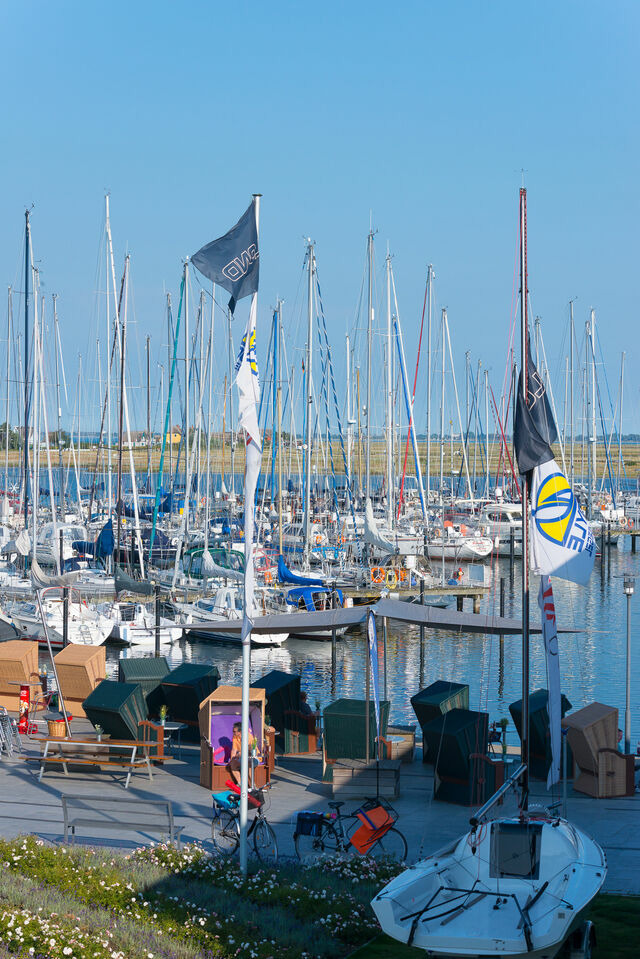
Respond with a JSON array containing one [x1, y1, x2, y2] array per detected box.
[[371, 189, 606, 959]]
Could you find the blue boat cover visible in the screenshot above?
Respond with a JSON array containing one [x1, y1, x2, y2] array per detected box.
[[277, 554, 325, 587]]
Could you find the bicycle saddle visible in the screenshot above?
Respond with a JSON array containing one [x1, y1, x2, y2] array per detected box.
[[328, 801, 344, 809]]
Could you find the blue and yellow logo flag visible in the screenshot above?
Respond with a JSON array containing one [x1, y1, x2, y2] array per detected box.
[[530, 460, 595, 585]]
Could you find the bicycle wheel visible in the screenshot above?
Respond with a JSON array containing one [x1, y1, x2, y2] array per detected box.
[[211, 809, 239, 856], [366, 827, 408, 863], [295, 821, 336, 862], [252, 816, 278, 863]]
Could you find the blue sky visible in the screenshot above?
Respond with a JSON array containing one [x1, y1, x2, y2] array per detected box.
[[0, 0, 638, 438]]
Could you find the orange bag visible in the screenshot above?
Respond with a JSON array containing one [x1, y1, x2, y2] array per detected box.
[[350, 805, 393, 854]]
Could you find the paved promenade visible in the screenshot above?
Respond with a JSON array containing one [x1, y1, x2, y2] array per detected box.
[[1, 726, 638, 895]]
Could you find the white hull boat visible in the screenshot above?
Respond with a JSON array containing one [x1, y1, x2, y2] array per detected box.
[[425, 535, 494, 562], [10, 599, 113, 649], [373, 805, 606, 958]]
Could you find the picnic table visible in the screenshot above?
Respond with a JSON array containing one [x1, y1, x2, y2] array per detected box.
[[27, 737, 154, 789]]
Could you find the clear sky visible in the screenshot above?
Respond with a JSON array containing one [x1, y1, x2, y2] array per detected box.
[[0, 0, 638, 439]]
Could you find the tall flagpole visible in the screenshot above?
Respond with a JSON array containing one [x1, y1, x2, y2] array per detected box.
[[239, 194, 261, 876], [519, 186, 530, 810]]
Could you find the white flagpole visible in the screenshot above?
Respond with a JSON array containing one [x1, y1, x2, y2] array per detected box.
[[239, 194, 261, 875]]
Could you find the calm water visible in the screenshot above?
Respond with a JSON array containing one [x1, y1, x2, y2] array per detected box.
[[103, 537, 640, 748]]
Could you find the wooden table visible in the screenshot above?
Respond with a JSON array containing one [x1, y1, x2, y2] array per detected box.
[[31, 737, 154, 789]]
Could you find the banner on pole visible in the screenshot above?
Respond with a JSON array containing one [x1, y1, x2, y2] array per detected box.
[[367, 610, 380, 741], [538, 574, 561, 788]]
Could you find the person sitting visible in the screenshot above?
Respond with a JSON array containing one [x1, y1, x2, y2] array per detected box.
[[225, 721, 261, 785], [299, 691, 313, 716]]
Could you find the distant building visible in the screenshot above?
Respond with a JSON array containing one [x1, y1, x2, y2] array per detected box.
[[166, 426, 182, 445]]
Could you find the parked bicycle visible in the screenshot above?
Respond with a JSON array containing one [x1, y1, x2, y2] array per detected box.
[[294, 797, 407, 863], [211, 786, 278, 862]]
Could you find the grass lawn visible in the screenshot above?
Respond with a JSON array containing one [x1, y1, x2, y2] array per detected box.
[[349, 894, 640, 958], [0, 836, 402, 959]]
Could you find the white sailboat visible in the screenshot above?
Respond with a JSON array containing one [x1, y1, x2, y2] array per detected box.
[[372, 189, 605, 959]]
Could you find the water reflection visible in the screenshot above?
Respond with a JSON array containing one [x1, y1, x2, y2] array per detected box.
[[44, 539, 639, 746]]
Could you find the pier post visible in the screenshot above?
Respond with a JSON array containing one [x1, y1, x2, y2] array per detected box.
[[155, 586, 161, 658], [509, 527, 515, 579], [457, 595, 463, 612], [382, 617, 388, 701], [62, 587, 69, 649], [633, 532, 637, 554], [419, 579, 425, 685], [330, 583, 337, 697], [499, 577, 505, 696]]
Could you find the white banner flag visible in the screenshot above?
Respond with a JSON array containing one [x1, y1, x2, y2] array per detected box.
[[235, 295, 261, 448], [367, 611, 381, 741], [235, 293, 262, 634], [538, 575, 561, 788], [530, 458, 595, 585]]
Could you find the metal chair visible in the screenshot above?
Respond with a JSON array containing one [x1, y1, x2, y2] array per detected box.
[[0, 706, 22, 756]]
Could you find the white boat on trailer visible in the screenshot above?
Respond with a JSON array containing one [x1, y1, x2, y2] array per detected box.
[[372, 765, 606, 958]]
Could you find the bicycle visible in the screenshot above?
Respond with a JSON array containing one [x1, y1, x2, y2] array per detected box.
[[211, 786, 278, 863], [294, 797, 407, 864]]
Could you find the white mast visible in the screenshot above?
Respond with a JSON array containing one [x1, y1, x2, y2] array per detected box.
[[617, 351, 625, 495], [590, 310, 597, 502], [345, 334, 351, 482], [484, 369, 489, 497], [4, 288, 11, 516], [366, 228, 373, 500], [385, 251, 393, 528], [304, 241, 314, 561], [426, 265, 433, 508], [439, 308, 445, 503], [184, 257, 190, 516], [105, 195, 115, 519], [569, 299, 575, 489]]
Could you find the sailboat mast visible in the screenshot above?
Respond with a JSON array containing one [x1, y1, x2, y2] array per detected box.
[[439, 309, 445, 503], [366, 229, 373, 500], [618, 351, 625, 492], [184, 259, 190, 498], [345, 334, 351, 481], [385, 253, 393, 528], [484, 369, 489, 497], [105, 195, 115, 519], [5, 288, 12, 513], [23, 210, 31, 527], [146, 335, 151, 480], [426, 265, 433, 509], [519, 186, 530, 809], [53, 295, 64, 518], [590, 309, 596, 498], [569, 299, 575, 489], [304, 242, 314, 560]]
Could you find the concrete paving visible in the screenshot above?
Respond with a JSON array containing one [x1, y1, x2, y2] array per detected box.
[[1, 724, 638, 895]]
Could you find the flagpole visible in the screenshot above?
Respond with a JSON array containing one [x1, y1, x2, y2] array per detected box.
[[519, 186, 530, 811], [239, 193, 261, 876]]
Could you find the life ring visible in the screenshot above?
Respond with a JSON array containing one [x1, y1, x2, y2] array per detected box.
[[386, 569, 398, 588], [629, 518, 635, 528], [371, 567, 385, 584], [315, 533, 323, 546], [264, 570, 273, 584], [398, 568, 408, 583], [620, 517, 628, 528]]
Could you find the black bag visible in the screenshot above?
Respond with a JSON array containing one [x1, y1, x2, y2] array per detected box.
[[295, 811, 324, 837]]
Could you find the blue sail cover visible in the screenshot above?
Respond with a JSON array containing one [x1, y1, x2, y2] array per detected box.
[[95, 519, 115, 558], [277, 554, 325, 587]]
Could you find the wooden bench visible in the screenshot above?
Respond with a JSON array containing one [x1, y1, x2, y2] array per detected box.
[[61, 794, 183, 847], [26, 738, 154, 789]]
